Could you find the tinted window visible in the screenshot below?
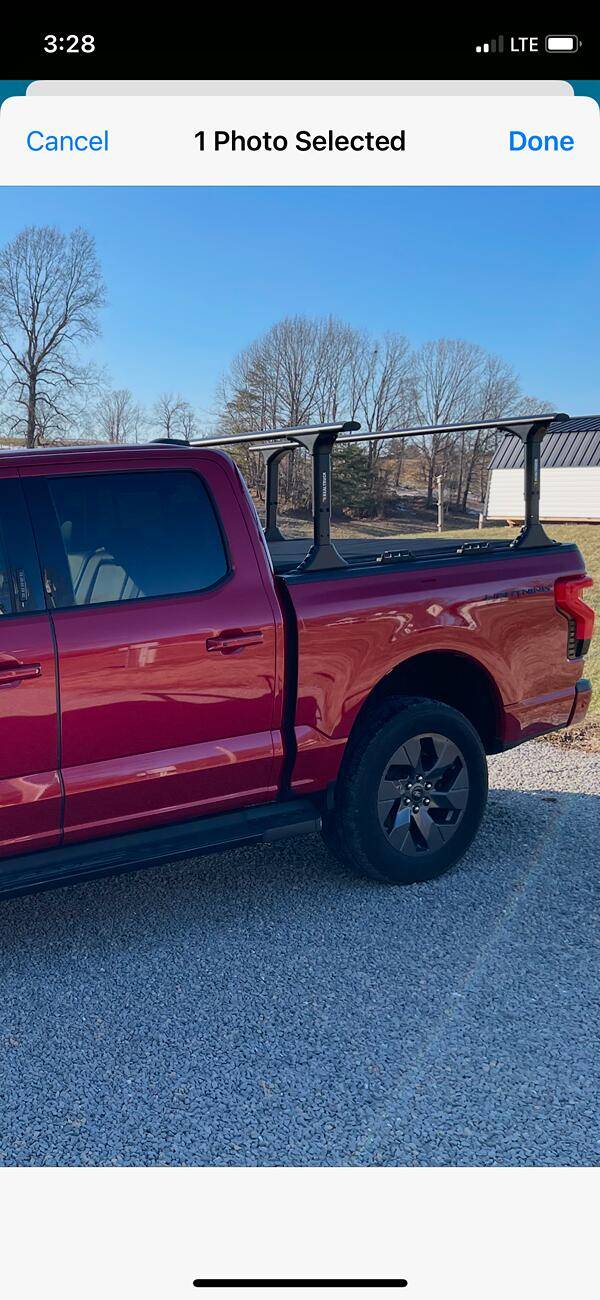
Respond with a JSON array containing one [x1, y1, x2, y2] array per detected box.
[[47, 471, 228, 607]]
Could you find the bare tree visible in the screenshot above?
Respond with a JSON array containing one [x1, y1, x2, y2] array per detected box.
[[219, 316, 350, 435], [95, 387, 142, 444], [216, 317, 538, 523], [217, 316, 337, 505], [413, 339, 489, 507], [349, 332, 416, 508], [151, 392, 194, 441], [454, 354, 521, 511], [313, 318, 362, 423], [179, 402, 199, 440], [217, 316, 416, 512], [0, 225, 106, 447]]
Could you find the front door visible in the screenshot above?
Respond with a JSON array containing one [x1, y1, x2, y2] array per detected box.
[[23, 454, 281, 844]]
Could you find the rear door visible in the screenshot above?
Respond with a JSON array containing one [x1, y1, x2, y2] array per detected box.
[[22, 453, 281, 844], [0, 474, 61, 858]]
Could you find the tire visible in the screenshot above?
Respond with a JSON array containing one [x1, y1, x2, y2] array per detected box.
[[321, 695, 488, 884]]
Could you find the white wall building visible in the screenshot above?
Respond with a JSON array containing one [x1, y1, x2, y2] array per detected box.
[[486, 416, 600, 523]]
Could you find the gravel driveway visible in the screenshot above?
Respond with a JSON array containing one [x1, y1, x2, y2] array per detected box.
[[0, 741, 598, 1167]]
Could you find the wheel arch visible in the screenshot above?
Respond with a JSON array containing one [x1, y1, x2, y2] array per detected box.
[[347, 649, 505, 755]]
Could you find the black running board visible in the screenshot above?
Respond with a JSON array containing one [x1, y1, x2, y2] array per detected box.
[[0, 799, 322, 901]]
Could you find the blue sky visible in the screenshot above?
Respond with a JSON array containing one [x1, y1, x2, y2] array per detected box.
[[0, 186, 598, 420]]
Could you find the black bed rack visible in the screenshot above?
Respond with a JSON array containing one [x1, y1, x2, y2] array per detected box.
[[189, 412, 568, 571]]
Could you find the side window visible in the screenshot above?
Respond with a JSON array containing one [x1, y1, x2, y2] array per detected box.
[[45, 470, 228, 608]]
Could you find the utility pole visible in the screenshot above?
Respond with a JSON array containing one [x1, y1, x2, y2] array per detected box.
[[436, 473, 444, 533]]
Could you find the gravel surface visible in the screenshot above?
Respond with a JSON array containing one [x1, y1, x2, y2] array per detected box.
[[0, 741, 598, 1167]]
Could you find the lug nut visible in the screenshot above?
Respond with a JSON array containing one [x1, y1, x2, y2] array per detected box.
[[424, 798, 430, 806], [404, 798, 411, 805], [426, 782, 432, 789]]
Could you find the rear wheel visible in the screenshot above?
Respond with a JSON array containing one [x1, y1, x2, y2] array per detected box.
[[322, 696, 488, 884]]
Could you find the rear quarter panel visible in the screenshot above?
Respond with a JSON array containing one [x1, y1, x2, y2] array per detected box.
[[286, 546, 588, 794]]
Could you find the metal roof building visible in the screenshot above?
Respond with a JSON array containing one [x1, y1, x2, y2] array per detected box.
[[486, 416, 600, 523]]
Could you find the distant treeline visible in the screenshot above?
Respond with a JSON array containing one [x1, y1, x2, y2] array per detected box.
[[0, 226, 550, 517]]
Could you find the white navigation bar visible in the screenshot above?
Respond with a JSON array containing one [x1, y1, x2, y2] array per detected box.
[[0, 94, 598, 185]]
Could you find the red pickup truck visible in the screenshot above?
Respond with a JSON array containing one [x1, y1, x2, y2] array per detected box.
[[0, 415, 593, 899]]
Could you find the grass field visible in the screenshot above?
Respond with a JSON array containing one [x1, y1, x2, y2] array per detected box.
[[278, 512, 599, 713]]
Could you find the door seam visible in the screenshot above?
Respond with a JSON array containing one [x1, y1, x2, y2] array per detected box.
[[47, 611, 66, 843]]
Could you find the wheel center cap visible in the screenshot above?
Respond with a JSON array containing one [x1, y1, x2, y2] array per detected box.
[[411, 784, 423, 800]]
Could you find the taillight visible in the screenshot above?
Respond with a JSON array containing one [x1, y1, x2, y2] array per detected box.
[[554, 575, 595, 657]]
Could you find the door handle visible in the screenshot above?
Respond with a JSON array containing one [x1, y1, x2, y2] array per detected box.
[[0, 661, 42, 686], [206, 629, 264, 654]]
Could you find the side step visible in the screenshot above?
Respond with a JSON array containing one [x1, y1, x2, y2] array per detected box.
[[0, 799, 322, 901]]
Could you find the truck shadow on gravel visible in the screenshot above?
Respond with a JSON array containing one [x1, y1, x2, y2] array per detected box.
[[0, 785, 597, 955]]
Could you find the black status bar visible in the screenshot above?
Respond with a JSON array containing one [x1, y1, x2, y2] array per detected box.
[[5, 22, 597, 81]]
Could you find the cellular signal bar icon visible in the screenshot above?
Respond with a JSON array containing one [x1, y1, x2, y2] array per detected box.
[[475, 36, 504, 53]]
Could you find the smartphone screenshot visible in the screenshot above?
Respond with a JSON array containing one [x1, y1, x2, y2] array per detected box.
[[0, 26, 598, 1300]]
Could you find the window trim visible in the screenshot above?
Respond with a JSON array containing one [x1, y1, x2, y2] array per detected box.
[[21, 467, 233, 613]]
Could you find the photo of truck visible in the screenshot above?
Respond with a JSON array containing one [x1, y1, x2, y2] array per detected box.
[[0, 413, 593, 898]]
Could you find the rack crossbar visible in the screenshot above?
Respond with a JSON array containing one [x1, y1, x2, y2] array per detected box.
[[189, 412, 568, 568], [190, 420, 359, 451]]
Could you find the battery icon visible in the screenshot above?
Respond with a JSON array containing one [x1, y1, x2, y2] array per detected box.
[[545, 35, 580, 52]]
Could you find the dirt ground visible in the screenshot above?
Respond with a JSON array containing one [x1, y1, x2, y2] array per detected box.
[[542, 716, 600, 754]]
